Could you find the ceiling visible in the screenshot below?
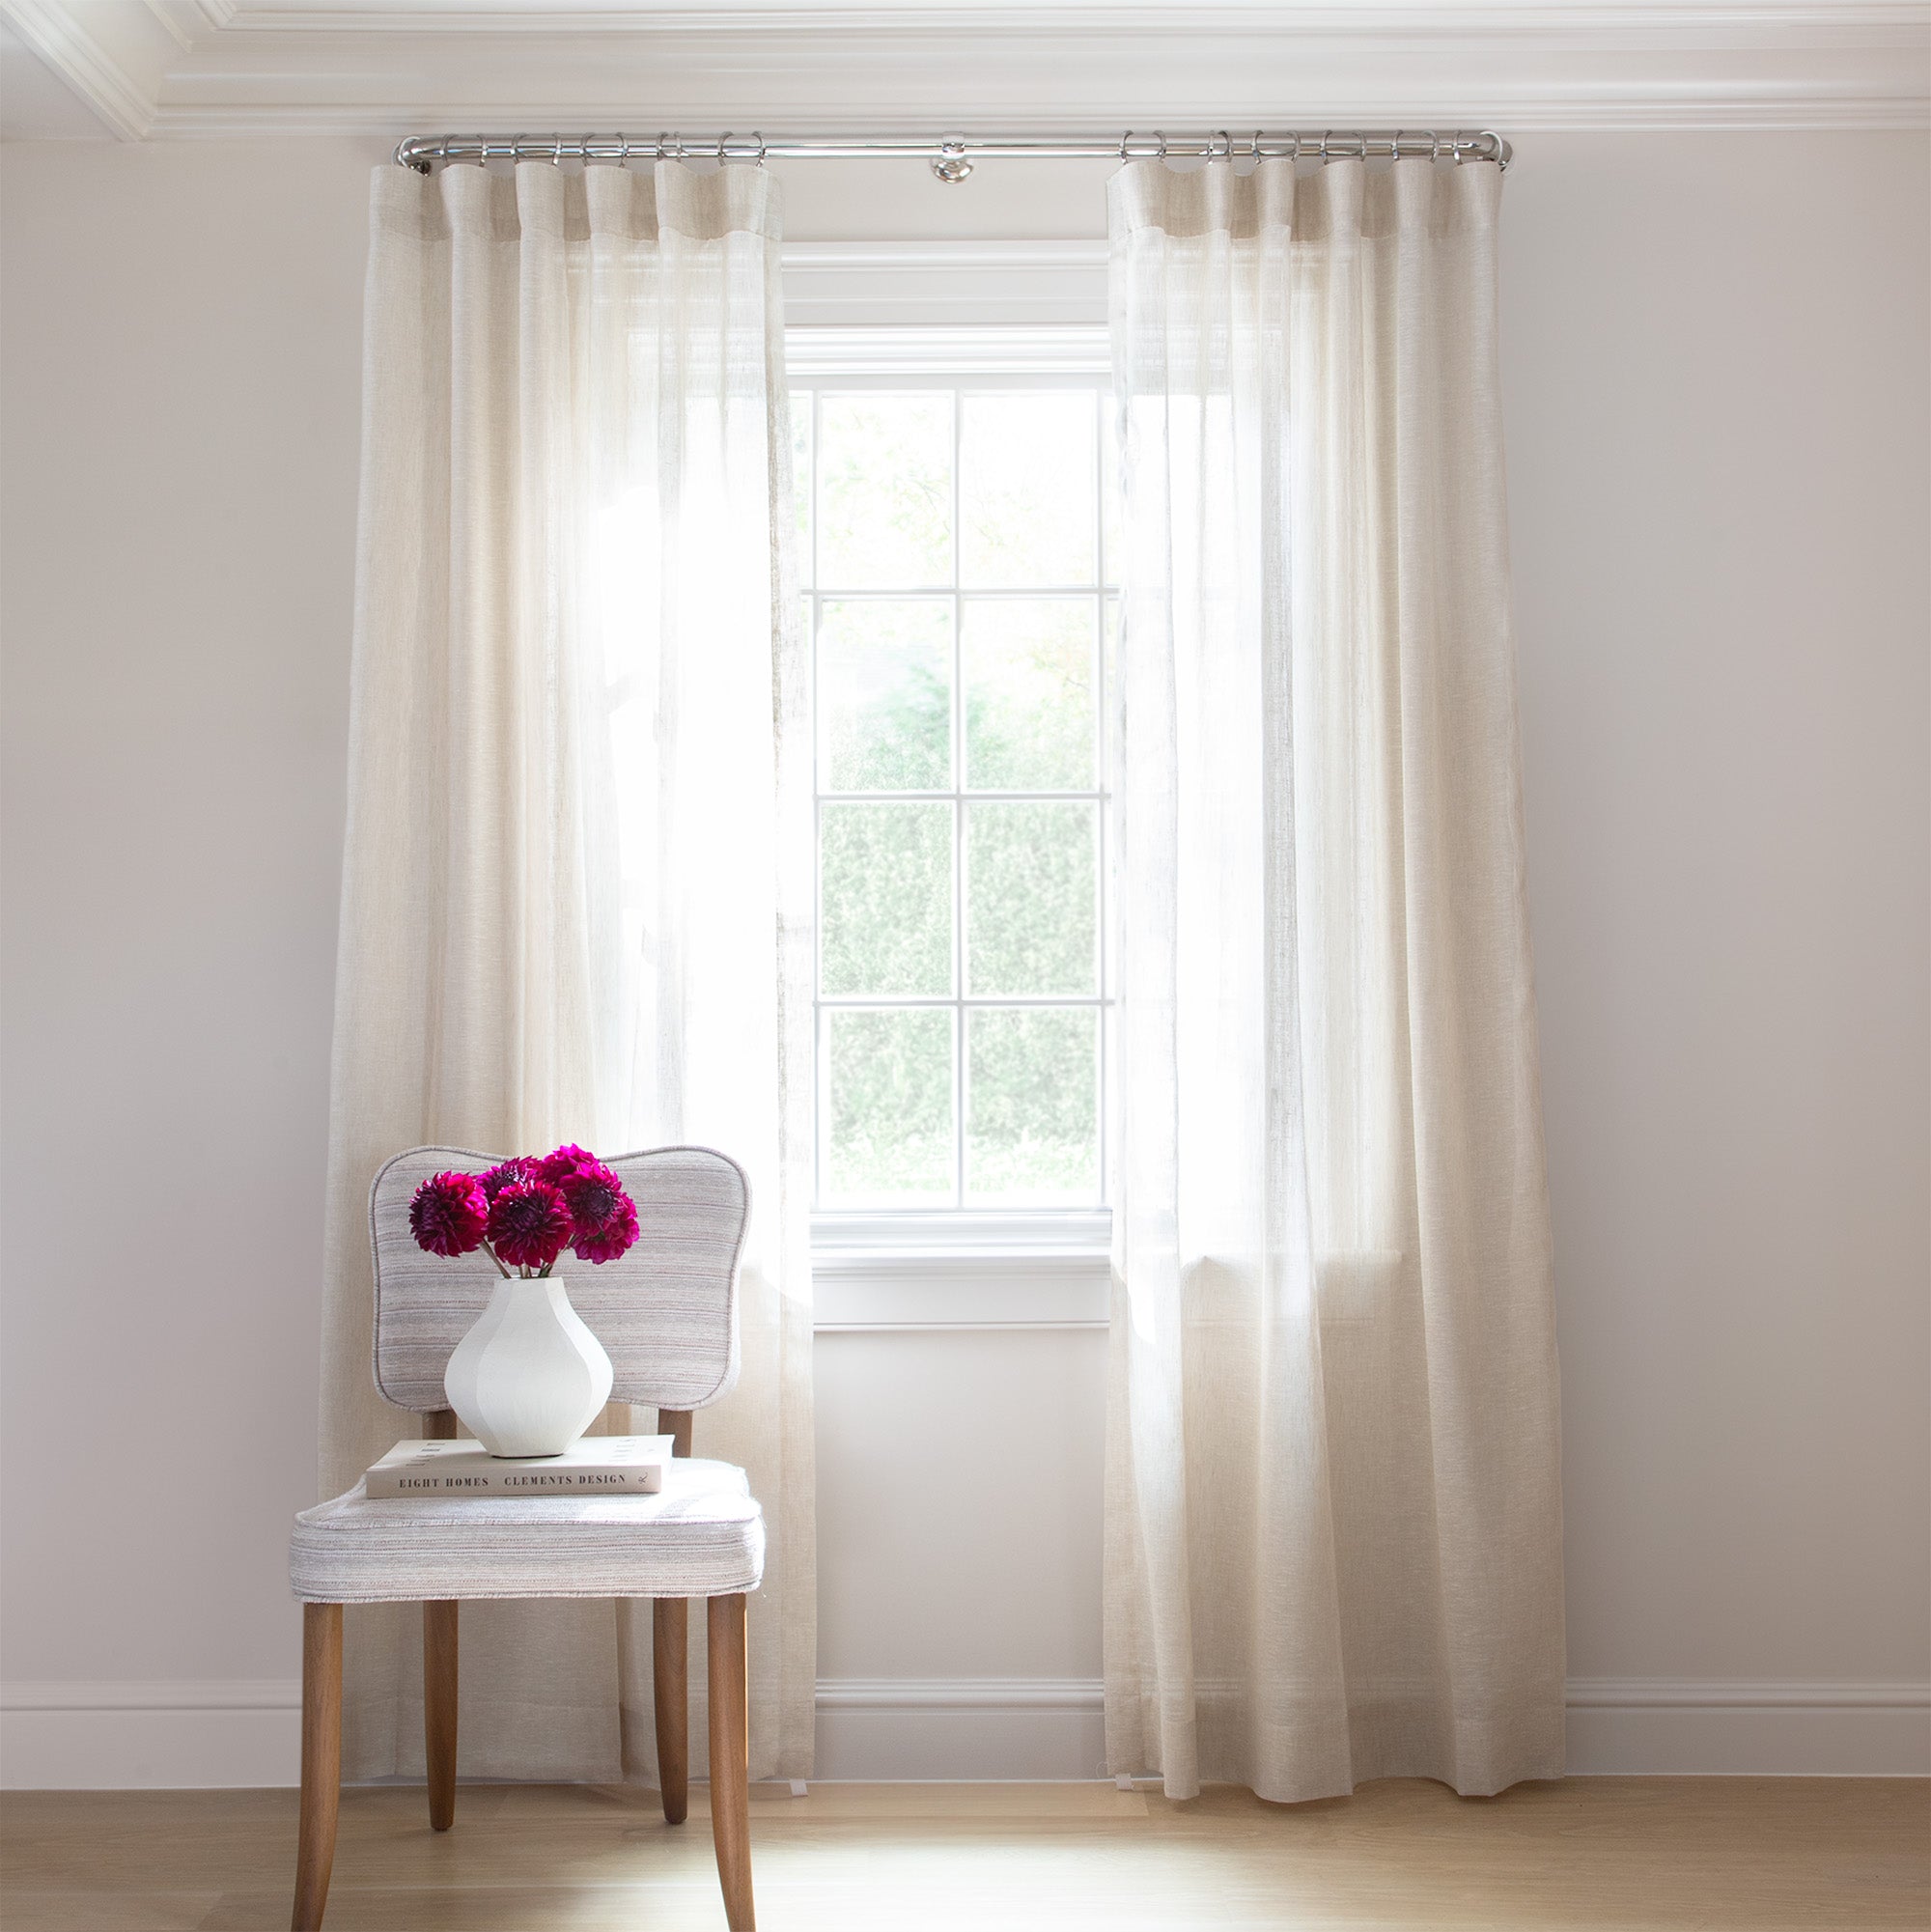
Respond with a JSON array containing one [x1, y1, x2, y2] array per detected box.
[[2, 2, 1926, 144]]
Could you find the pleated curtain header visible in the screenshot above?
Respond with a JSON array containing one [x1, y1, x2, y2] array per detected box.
[[369, 156, 784, 246], [1109, 154, 1500, 241]]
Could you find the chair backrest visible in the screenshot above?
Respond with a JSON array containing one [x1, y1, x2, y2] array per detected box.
[[369, 1144, 748, 1414]]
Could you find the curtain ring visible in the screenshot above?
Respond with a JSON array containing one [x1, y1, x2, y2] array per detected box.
[[1248, 129, 1264, 164], [716, 130, 733, 163], [750, 130, 768, 166], [1210, 129, 1232, 163], [1317, 131, 1331, 162], [1154, 129, 1167, 159]]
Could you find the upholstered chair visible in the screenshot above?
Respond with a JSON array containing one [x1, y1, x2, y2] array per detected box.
[[288, 1144, 762, 1932]]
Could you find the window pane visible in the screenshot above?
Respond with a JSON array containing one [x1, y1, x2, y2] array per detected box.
[[963, 597, 1095, 791], [791, 389, 812, 587], [821, 800, 953, 996], [966, 1006, 1099, 1203], [818, 599, 952, 793], [818, 392, 952, 589], [966, 800, 1097, 996], [960, 391, 1096, 589], [826, 1007, 955, 1204]]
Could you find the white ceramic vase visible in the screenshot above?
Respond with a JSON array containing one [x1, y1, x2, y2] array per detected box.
[[442, 1274, 614, 1458]]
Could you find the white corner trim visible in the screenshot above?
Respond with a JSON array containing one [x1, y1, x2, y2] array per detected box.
[[1566, 1677, 1931, 1710], [783, 241, 1107, 331], [0, 0, 158, 139], [811, 1203, 1113, 1327], [6, 1674, 1924, 1786], [1562, 1678, 1931, 1778], [818, 1676, 1105, 1714], [106, 4, 1929, 139], [7, 3, 1925, 142], [788, 324, 1110, 377], [3, 1678, 300, 1711]]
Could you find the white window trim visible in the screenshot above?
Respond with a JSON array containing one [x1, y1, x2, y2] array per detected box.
[[791, 288, 1115, 1327]]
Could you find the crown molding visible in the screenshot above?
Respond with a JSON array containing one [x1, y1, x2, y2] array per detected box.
[[0, 0, 161, 137], [5, 2, 1926, 140]]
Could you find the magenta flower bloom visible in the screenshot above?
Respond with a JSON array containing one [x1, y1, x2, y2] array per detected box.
[[408, 1171, 490, 1258], [561, 1162, 640, 1264], [574, 1191, 639, 1265], [477, 1156, 539, 1201], [535, 1142, 598, 1187], [487, 1181, 574, 1272]]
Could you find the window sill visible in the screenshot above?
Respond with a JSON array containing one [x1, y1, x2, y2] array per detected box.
[[810, 1210, 1111, 1330]]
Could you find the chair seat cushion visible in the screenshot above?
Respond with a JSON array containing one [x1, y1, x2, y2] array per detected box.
[[290, 1456, 764, 1604]]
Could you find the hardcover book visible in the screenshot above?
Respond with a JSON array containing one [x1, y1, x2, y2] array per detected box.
[[365, 1433, 673, 1498]]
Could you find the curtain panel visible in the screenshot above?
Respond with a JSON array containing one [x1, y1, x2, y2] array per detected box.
[[1105, 155, 1564, 1803], [319, 159, 815, 1783]]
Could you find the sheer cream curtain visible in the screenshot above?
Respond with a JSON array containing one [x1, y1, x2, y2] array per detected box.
[[318, 159, 814, 1783], [1105, 155, 1564, 1803]]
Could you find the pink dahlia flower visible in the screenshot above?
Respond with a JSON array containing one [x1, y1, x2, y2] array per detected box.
[[574, 1194, 639, 1265], [408, 1171, 490, 1257], [536, 1142, 599, 1187], [478, 1156, 539, 1201], [487, 1180, 574, 1272], [561, 1162, 640, 1265]]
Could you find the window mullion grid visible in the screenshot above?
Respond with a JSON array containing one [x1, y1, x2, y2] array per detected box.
[[951, 384, 966, 1211], [807, 372, 1116, 1220], [810, 386, 826, 1203], [1092, 387, 1107, 1215]]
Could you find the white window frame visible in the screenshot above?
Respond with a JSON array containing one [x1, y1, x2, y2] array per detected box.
[[789, 302, 1113, 1327]]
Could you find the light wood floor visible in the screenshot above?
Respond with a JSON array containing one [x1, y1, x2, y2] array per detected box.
[[3, 1778, 1925, 1931]]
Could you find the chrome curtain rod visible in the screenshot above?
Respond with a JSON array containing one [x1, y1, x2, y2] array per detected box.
[[393, 128, 1510, 184]]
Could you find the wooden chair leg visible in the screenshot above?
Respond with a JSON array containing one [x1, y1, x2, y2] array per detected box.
[[654, 1597, 690, 1824], [424, 1600, 458, 1832], [707, 1592, 754, 1932], [292, 1602, 342, 1932]]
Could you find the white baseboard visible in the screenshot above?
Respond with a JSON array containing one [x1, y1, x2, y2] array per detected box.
[[815, 1677, 1108, 1781], [0, 1680, 303, 1790], [4, 1675, 1924, 1789], [1563, 1678, 1931, 1777]]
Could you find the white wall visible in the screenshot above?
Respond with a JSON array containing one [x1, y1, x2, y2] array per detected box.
[[2, 130, 1925, 1787]]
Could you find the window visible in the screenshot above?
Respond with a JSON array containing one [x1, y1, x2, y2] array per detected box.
[[794, 376, 1117, 1217]]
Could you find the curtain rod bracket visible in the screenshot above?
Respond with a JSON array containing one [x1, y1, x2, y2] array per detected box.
[[930, 136, 973, 184]]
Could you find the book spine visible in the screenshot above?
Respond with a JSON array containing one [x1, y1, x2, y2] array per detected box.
[[367, 1469, 664, 1499]]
